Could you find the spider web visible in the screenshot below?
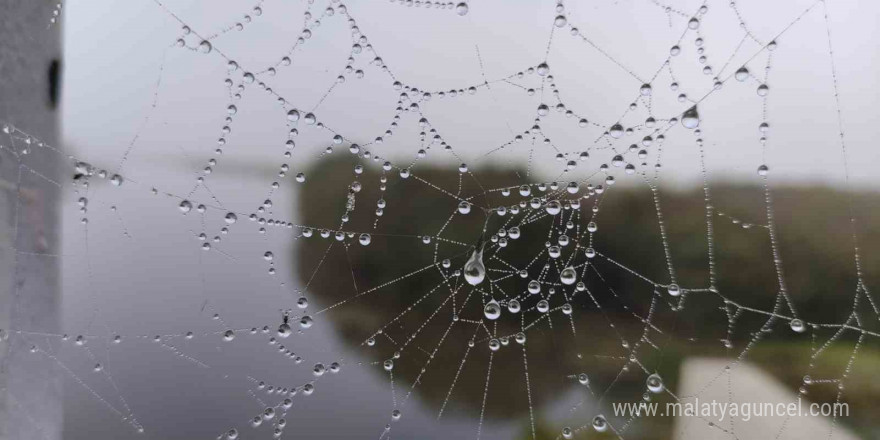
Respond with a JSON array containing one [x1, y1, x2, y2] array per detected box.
[[1, 0, 879, 439]]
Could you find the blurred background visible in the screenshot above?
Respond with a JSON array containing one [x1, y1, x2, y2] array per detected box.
[[1, 0, 879, 439]]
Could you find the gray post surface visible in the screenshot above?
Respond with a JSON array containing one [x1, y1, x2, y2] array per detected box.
[[0, 1, 63, 439]]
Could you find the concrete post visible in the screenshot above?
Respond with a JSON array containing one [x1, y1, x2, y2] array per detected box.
[[0, 1, 63, 439]]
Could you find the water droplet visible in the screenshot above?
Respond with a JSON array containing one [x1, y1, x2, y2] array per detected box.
[[536, 62, 550, 76], [681, 106, 700, 129], [488, 339, 500, 351], [483, 300, 501, 320], [578, 373, 589, 385], [554, 15, 567, 27], [790, 318, 805, 333], [383, 359, 394, 371], [179, 200, 193, 213], [735, 66, 749, 82], [455, 2, 468, 15], [507, 299, 521, 313], [313, 363, 326, 376], [528, 280, 541, 294], [537, 104, 550, 116], [199, 40, 212, 54], [225, 213, 237, 224], [639, 83, 652, 96], [359, 233, 371, 246], [263, 407, 275, 420], [458, 201, 471, 214], [300, 315, 313, 329], [668, 284, 681, 297], [757, 164, 769, 176], [609, 123, 624, 138], [223, 330, 235, 341], [560, 266, 577, 285], [592, 415, 608, 432], [646, 373, 664, 393], [463, 243, 486, 286], [562, 427, 573, 439]]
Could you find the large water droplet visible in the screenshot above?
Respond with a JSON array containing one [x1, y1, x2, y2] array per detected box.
[[483, 300, 501, 320], [359, 233, 371, 246], [560, 266, 577, 285], [545, 200, 561, 215], [609, 123, 624, 138], [554, 15, 567, 27], [463, 242, 486, 286], [528, 280, 541, 294], [300, 315, 313, 329], [537, 104, 550, 116], [536, 62, 550, 76], [646, 373, 664, 393], [681, 106, 700, 129], [592, 415, 608, 432]]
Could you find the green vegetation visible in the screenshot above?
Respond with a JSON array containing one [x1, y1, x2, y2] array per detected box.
[[294, 155, 880, 438]]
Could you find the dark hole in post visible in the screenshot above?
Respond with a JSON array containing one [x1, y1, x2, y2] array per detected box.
[[48, 58, 61, 110]]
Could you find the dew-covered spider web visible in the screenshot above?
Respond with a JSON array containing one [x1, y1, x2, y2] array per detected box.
[[2, 0, 880, 439]]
